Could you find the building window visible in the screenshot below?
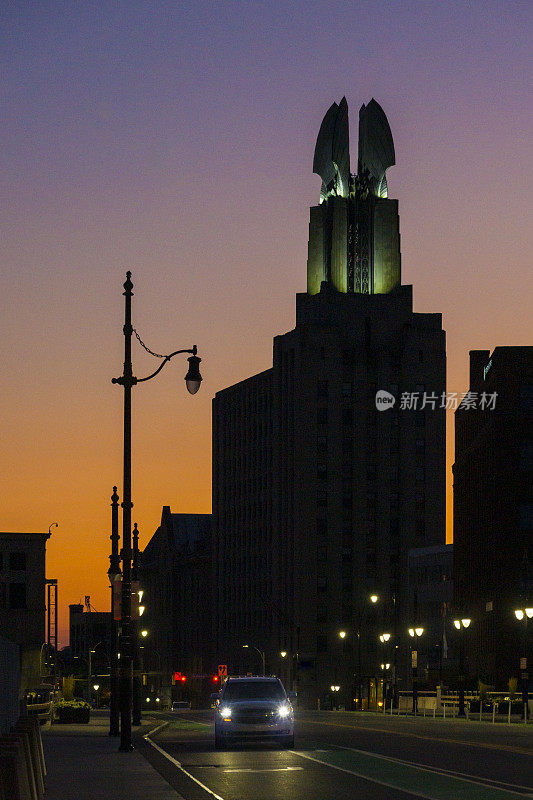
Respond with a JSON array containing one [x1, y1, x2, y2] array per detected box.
[[9, 582, 26, 609], [342, 462, 353, 479], [342, 382, 353, 397], [519, 504, 533, 530], [317, 408, 328, 425], [342, 407, 353, 425], [317, 519, 328, 538], [0, 582, 6, 608], [317, 463, 327, 480], [317, 490, 327, 508], [317, 380, 328, 399], [342, 490, 352, 510], [317, 542, 327, 562], [9, 552, 26, 571], [342, 547, 353, 563], [317, 577, 327, 593], [317, 435, 328, 453], [316, 635, 328, 653], [416, 467, 425, 483]]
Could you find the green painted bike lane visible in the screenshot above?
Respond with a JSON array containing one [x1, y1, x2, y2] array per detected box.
[[293, 747, 530, 800]]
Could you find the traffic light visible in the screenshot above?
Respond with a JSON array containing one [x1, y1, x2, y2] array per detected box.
[[212, 675, 219, 683]]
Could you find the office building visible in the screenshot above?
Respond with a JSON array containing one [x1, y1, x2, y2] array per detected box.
[[213, 98, 446, 707]]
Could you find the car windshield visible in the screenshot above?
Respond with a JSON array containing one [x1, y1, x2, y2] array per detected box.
[[223, 680, 285, 701]]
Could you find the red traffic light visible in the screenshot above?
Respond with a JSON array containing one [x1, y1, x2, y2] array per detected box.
[[180, 675, 187, 682], [212, 675, 219, 683]]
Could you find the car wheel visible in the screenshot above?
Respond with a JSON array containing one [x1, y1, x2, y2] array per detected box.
[[280, 734, 294, 749]]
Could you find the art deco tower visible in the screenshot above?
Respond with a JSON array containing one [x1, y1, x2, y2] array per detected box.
[[213, 99, 446, 708], [307, 98, 400, 295]]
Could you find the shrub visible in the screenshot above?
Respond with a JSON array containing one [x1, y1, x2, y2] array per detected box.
[[55, 699, 91, 724]]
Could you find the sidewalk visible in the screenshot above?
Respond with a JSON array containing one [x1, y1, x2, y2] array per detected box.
[[42, 712, 182, 799]]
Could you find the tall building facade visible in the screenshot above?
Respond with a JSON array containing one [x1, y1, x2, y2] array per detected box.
[[453, 347, 533, 688], [213, 99, 446, 707], [140, 507, 212, 704], [0, 530, 51, 695]]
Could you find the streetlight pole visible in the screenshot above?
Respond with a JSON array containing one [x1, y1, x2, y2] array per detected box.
[[354, 594, 379, 710], [408, 627, 424, 715], [112, 271, 202, 752], [108, 486, 121, 736], [453, 617, 471, 717], [243, 644, 265, 675], [514, 606, 532, 720], [132, 523, 141, 727]]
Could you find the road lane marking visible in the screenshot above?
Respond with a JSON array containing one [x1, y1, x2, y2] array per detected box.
[[222, 766, 303, 773], [291, 749, 531, 799], [331, 744, 533, 794], [144, 722, 225, 800], [301, 717, 533, 756]]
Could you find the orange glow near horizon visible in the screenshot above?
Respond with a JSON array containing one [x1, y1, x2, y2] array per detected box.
[[1, 3, 530, 648]]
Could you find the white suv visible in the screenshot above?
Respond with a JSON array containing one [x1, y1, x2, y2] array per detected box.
[[214, 676, 294, 749]]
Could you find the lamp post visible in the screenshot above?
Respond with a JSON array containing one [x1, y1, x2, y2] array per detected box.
[[356, 594, 379, 710], [453, 617, 471, 716], [132, 523, 142, 727], [112, 271, 202, 752], [242, 644, 265, 676], [514, 606, 532, 720], [408, 627, 424, 715], [93, 684, 100, 708], [108, 486, 121, 736], [379, 632, 391, 707]]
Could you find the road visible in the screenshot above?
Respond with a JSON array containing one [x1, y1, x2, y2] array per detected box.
[[136, 710, 533, 800]]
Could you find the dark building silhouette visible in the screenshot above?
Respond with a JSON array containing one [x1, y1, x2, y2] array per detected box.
[[453, 347, 533, 688], [140, 507, 212, 705], [213, 99, 446, 708], [0, 530, 51, 696], [69, 604, 113, 660]]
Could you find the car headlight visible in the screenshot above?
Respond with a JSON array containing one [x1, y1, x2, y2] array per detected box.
[[277, 703, 291, 718], [219, 706, 232, 717]]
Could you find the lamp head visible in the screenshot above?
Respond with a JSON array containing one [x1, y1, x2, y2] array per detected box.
[[515, 609, 524, 620], [185, 352, 202, 394], [461, 618, 471, 628], [339, 630, 346, 639], [370, 594, 378, 604]]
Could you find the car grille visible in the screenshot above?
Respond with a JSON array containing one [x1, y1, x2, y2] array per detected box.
[[232, 707, 277, 724]]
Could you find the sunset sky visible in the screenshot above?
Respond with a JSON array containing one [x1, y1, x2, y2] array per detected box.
[[1, 1, 531, 645]]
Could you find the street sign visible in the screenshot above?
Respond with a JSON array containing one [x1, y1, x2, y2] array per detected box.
[[411, 650, 418, 668], [218, 664, 227, 677]]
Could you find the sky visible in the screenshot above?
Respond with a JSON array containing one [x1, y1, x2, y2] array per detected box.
[[1, 0, 531, 645]]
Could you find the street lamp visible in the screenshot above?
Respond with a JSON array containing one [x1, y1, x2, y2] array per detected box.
[[112, 271, 202, 752], [242, 644, 265, 676], [452, 618, 471, 716], [514, 606, 532, 720], [408, 626, 424, 715], [354, 594, 380, 710], [338, 630, 346, 639]]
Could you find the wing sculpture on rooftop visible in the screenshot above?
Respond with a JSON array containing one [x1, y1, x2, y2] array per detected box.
[[358, 99, 395, 198], [313, 97, 350, 201]]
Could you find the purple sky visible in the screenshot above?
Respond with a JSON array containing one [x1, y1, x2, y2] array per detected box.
[[1, 0, 531, 642]]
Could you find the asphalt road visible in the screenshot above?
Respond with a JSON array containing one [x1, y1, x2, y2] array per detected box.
[[136, 710, 533, 800]]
